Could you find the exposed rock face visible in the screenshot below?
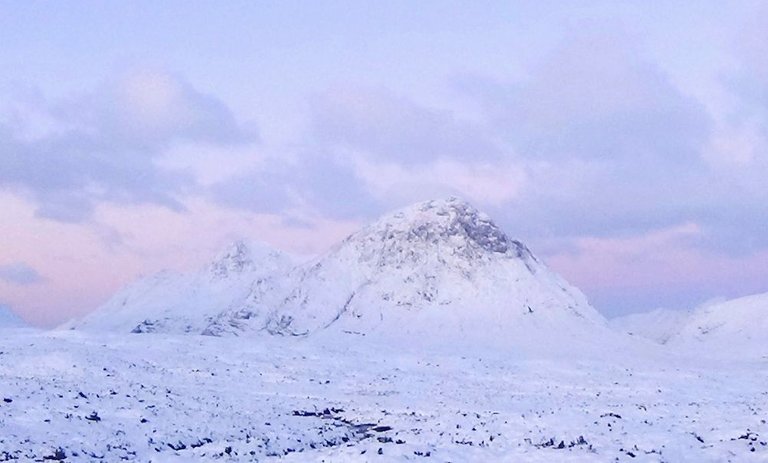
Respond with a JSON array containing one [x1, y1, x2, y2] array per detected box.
[[342, 198, 535, 266], [380, 198, 514, 254]]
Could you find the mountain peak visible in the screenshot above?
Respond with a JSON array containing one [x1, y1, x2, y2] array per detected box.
[[208, 239, 295, 281], [209, 240, 256, 278], [354, 197, 531, 260]]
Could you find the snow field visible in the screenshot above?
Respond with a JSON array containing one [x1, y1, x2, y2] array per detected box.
[[1, 331, 766, 462]]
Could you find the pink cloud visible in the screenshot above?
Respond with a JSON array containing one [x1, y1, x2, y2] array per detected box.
[[0, 193, 359, 327], [547, 222, 768, 296]]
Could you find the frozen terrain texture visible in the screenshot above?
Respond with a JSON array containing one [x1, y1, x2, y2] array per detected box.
[[1, 331, 766, 462]]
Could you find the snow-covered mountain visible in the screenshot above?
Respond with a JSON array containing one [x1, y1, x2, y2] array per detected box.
[[0, 304, 25, 329], [74, 240, 294, 334], [206, 198, 610, 351], [610, 308, 693, 344], [75, 198, 614, 352], [669, 293, 768, 358], [609, 293, 768, 359]]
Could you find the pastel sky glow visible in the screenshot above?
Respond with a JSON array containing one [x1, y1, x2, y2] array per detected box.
[[2, 1, 768, 326]]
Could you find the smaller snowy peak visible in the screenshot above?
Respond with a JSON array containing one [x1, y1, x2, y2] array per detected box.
[[74, 239, 295, 334], [0, 304, 26, 329], [207, 239, 293, 280], [208, 240, 257, 278]]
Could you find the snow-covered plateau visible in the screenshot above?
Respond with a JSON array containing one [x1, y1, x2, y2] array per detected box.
[[1, 198, 766, 462]]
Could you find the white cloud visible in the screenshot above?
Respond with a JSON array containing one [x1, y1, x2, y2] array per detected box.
[[0, 69, 256, 222], [310, 86, 501, 163], [353, 157, 525, 207]]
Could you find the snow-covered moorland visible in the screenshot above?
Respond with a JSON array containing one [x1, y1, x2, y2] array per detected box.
[[0, 331, 766, 462]]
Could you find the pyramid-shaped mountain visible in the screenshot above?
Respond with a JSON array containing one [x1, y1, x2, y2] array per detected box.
[[205, 198, 608, 349]]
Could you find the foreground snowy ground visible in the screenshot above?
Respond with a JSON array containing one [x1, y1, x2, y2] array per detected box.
[[1, 330, 766, 462]]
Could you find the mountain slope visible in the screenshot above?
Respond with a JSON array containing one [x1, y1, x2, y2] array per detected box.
[[611, 293, 768, 359], [610, 308, 693, 344], [670, 293, 768, 358], [207, 198, 610, 351], [74, 240, 294, 334]]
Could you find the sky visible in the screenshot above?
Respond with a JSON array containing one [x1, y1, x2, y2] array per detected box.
[[1, 1, 768, 326]]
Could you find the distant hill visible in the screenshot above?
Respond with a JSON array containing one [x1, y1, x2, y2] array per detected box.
[[671, 293, 768, 359], [611, 293, 768, 359]]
